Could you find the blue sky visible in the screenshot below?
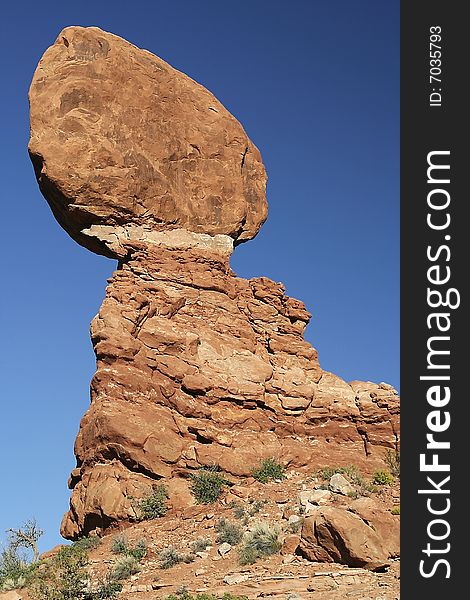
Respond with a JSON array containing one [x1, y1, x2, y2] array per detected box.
[[0, 0, 399, 553]]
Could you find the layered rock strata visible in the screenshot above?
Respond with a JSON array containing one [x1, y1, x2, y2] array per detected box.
[[28, 26, 399, 540]]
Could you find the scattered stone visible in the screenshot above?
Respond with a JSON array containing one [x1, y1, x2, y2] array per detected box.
[[224, 574, 250, 585], [329, 474, 355, 496], [218, 542, 232, 556], [310, 489, 332, 505], [282, 534, 301, 555], [288, 514, 302, 526], [300, 507, 390, 571], [0, 592, 23, 600], [282, 554, 296, 564]]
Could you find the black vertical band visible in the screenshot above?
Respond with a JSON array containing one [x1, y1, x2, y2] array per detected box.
[[401, 2, 466, 596]]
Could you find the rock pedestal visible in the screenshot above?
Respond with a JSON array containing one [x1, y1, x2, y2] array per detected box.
[[28, 26, 400, 540]]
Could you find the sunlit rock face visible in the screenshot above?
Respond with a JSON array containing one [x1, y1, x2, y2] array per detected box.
[[29, 27, 399, 540]]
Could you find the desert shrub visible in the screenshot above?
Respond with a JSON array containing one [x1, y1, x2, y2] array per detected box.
[[72, 536, 101, 553], [190, 537, 211, 553], [111, 555, 141, 581], [0, 545, 36, 591], [159, 547, 182, 570], [247, 499, 266, 516], [159, 547, 194, 570], [129, 538, 147, 561], [111, 535, 147, 561], [190, 467, 229, 504], [28, 544, 89, 599], [90, 573, 123, 599], [111, 534, 128, 555], [373, 470, 394, 486], [7, 519, 44, 564], [231, 504, 246, 520], [391, 506, 400, 515], [134, 484, 168, 520], [252, 458, 285, 484], [385, 449, 400, 478], [215, 519, 244, 546], [238, 523, 281, 565]]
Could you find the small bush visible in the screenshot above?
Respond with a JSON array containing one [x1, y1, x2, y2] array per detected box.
[[129, 539, 147, 561], [159, 547, 182, 570], [135, 484, 168, 520], [190, 467, 229, 504], [111, 534, 128, 555], [111, 555, 141, 581], [190, 537, 211, 553], [238, 523, 281, 565], [391, 506, 401, 515], [385, 449, 400, 478], [28, 544, 89, 599], [252, 458, 285, 484], [0, 546, 35, 591], [72, 536, 101, 553], [91, 574, 123, 599], [247, 499, 266, 516], [232, 504, 246, 520], [373, 470, 394, 486], [111, 535, 147, 561], [215, 519, 244, 546]]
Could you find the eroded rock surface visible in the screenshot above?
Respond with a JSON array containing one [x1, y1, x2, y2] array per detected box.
[[28, 27, 400, 544], [29, 26, 267, 258]]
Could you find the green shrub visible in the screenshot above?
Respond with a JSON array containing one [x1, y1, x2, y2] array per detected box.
[[385, 449, 400, 478], [28, 545, 89, 599], [252, 458, 285, 484], [285, 517, 304, 534], [159, 547, 182, 570], [0, 546, 36, 591], [391, 506, 401, 515], [111, 534, 128, 555], [134, 484, 168, 520], [238, 523, 281, 565], [111, 535, 147, 561], [91, 574, 123, 599], [373, 470, 394, 486], [111, 555, 141, 581], [232, 504, 246, 520], [159, 547, 194, 570], [190, 467, 229, 504], [247, 499, 266, 516], [72, 536, 101, 553], [190, 537, 211, 553], [215, 519, 244, 546]]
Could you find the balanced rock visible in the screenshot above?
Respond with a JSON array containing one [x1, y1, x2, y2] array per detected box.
[[28, 26, 267, 258], [28, 27, 400, 541]]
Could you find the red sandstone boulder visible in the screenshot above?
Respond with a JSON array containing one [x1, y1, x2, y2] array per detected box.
[[300, 507, 390, 571], [28, 26, 267, 258]]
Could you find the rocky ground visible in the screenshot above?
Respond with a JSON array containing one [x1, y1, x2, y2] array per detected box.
[[1, 468, 400, 600]]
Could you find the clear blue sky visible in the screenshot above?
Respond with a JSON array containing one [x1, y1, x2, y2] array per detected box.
[[0, 0, 399, 553]]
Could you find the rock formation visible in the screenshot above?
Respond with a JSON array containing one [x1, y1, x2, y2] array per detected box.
[[28, 27, 399, 541]]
